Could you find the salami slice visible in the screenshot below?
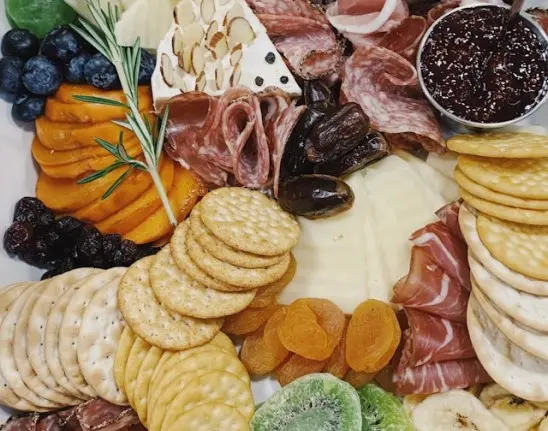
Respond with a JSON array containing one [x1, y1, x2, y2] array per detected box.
[[76, 399, 139, 431], [379, 16, 427, 63], [403, 309, 475, 367], [246, 0, 328, 23], [341, 47, 445, 153], [258, 87, 291, 151], [1, 415, 39, 431]]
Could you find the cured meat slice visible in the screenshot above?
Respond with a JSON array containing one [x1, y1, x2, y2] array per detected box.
[[36, 415, 62, 431], [57, 407, 82, 431], [258, 88, 291, 152], [392, 247, 469, 322], [529, 8, 548, 33], [378, 16, 427, 62], [246, 0, 328, 23], [255, 15, 330, 36], [2, 415, 39, 431], [222, 93, 270, 188], [427, 0, 459, 23], [393, 354, 491, 395], [76, 399, 139, 431], [272, 104, 307, 197], [341, 47, 445, 153], [410, 221, 470, 290], [403, 309, 475, 366], [436, 200, 464, 241]]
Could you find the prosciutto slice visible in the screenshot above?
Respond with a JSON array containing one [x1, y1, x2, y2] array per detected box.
[[403, 309, 475, 366], [410, 221, 470, 290], [393, 354, 491, 395], [341, 47, 445, 153], [392, 247, 469, 322], [529, 8, 548, 33], [436, 200, 464, 241], [246, 0, 342, 79], [378, 16, 427, 63]]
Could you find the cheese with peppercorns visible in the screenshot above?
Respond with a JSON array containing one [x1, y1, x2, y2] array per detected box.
[[151, 0, 301, 109]]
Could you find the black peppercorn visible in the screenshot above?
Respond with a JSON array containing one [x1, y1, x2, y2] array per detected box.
[[255, 76, 264, 86], [280, 76, 289, 84], [265, 52, 275, 64]]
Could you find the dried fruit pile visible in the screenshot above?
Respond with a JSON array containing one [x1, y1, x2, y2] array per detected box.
[[228, 298, 402, 386]]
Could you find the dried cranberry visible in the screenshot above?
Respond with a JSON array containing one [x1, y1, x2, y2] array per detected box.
[[3, 221, 34, 256], [36, 209, 55, 229], [112, 239, 138, 266], [89, 254, 107, 269], [75, 226, 102, 265], [102, 234, 122, 263], [13, 197, 46, 228]]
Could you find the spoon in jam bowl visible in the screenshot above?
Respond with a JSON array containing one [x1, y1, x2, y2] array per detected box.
[[507, 0, 525, 27]]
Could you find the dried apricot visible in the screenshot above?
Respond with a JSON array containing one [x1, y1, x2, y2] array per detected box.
[[222, 302, 280, 336], [323, 317, 350, 379], [277, 301, 329, 360], [240, 323, 289, 376], [263, 307, 288, 353], [344, 369, 378, 388], [303, 298, 345, 355], [248, 254, 297, 309], [275, 354, 327, 387], [345, 300, 401, 373]]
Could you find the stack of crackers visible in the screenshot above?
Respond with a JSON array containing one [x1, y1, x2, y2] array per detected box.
[[117, 187, 301, 351], [114, 327, 254, 431], [448, 132, 548, 402], [0, 268, 129, 411]]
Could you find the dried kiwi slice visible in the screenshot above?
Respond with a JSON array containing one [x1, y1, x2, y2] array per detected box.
[[357, 384, 414, 431], [251, 373, 362, 431], [6, 0, 76, 38]]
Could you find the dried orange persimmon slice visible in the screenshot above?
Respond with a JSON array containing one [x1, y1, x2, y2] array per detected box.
[[344, 369, 378, 388], [263, 307, 288, 353], [323, 317, 350, 379], [345, 300, 401, 373], [275, 354, 327, 387], [222, 302, 280, 335], [248, 255, 297, 309], [240, 324, 289, 376], [302, 298, 345, 355], [277, 301, 329, 360]]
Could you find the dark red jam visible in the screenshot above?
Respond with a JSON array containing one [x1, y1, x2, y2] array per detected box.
[[420, 6, 548, 124]]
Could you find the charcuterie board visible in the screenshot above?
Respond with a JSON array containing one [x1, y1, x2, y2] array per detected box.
[[0, 0, 547, 430]]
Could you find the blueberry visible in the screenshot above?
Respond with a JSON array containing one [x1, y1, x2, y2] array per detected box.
[[22, 56, 62, 96], [138, 50, 156, 85], [0, 57, 23, 94], [63, 51, 91, 84], [1, 29, 40, 61], [84, 53, 120, 90], [12, 91, 47, 122], [41, 26, 81, 64]]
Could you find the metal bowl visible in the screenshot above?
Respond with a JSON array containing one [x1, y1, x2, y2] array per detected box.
[[416, 3, 548, 133]]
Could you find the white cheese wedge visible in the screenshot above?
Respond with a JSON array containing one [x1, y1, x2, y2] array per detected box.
[[394, 150, 460, 202], [65, 0, 122, 23], [279, 172, 370, 314], [120, 0, 138, 7], [151, 0, 301, 109], [115, 0, 180, 50], [426, 151, 458, 180]]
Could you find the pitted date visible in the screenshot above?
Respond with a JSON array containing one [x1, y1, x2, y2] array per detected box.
[[305, 103, 370, 164], [303, 80, 336, 106], [277, 174, 355, 219]]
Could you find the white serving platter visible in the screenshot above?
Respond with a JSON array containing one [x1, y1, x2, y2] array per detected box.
[[0, 0, 547, 423]]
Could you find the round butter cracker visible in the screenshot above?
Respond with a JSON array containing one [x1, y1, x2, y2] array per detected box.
[[163, 403, 248, 431], [199, 187, 300, 256], [448, 132, 548, 158], [150, 245, 257, 319], [124, 337, 151, 409], [190, 202, 285, 268], [133, 345, 163, 425], [118, 256, 223, 350], [114, 325, 136, 398]]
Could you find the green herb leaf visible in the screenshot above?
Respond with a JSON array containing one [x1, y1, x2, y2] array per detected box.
[[77, 161, 124, 184], [156, 106, 170, 163], [102, 166, 134, 199], [95, 137, 119, 157], [73, 95, 129, 108]]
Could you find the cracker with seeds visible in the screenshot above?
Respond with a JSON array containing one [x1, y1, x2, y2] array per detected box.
[[199, 188, 300, 256], [118, 257, 223, 350]]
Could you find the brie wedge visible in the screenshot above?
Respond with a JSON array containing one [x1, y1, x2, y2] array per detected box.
[[151, 0, 301, 109], [65, 0, 123, 23]]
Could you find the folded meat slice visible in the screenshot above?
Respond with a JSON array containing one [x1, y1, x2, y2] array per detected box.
[[404, 309, 475, 366], [258, 87, 291, 152], [410, 221, 470, 290], [2, 414, 40, 431], [246, 0, 328, 24], [529, 8, 548, 33], [436, 200, 464, 241], [76, 399, 139, 431], [164, 92, 228, 187], [222, 93, 270, 188], [378, 16, 427, 63], [341, 47, 445, 153], [392, 247, 469, 322], [36, 415, 63, 431], [393, 354, 491, 395]]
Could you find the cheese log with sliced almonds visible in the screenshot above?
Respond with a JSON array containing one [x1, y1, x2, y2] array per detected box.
[[151, 0, 301, 108]]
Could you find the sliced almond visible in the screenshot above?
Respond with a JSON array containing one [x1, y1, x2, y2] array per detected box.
[[182, 22, 205, 48], [205, 21, 219, 44], [160, 54, 175, 87], [191, 44, 206, 76], [172, 27, 185, 56], [227, 17, 255, 45], [195, 71, 207, 91], [229, 43, 242, 66], [178, 46, 193, 73], [229, 62, 241, 86], [226, 3, 245, 23], [174, 1, 195, 26], [209, 32, 229, 59], [174, 70, 187, 92], [200, 0, 216, 24], [215, 62, 225, 90]]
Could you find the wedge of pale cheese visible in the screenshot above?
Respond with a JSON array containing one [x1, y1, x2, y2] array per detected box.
[[65, 0, 122, 23], [426, 151, 458, 180], [151, 0, 301, 109]]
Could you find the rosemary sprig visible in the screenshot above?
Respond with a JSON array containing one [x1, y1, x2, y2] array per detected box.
[[72, 0, 177, 226]]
